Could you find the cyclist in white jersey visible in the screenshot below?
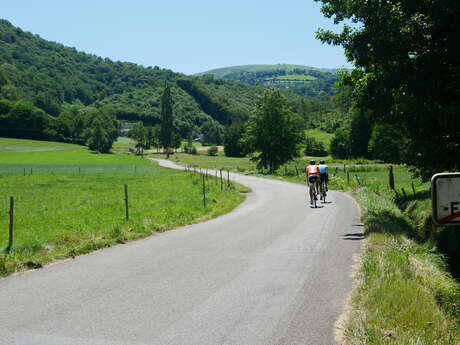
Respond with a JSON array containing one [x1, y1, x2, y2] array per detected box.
[[318, 160, 328, 192]]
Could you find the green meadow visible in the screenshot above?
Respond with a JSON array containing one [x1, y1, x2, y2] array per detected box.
[[0, 138, 247, 276]]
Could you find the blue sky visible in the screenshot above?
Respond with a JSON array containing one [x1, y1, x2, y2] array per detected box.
[[1, 1, 350, 74]]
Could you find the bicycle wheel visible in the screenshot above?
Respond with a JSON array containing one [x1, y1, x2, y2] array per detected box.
[[321, 182, 326, 202]]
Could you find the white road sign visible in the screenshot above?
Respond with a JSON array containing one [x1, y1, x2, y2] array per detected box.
[[432, 173, 460, 226]]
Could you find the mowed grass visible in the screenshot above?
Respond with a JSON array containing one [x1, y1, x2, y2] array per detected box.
[[270, 74, 317, 81], [0, 137, 82, 153], [0, 138, 248, 276], [152, 153, 257, 172]]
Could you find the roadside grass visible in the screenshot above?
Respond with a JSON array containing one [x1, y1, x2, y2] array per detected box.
[[345, 187, 460, 345], [0, 138, 248, 277]]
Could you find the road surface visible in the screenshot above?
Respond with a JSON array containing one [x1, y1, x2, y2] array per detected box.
[[0, 159, 363, 345]]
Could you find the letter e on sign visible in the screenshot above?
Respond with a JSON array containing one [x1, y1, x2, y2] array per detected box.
[[432, 173, 460, 226]]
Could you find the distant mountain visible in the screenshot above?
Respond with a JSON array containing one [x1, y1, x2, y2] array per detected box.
[[196, 64, 340, 97]]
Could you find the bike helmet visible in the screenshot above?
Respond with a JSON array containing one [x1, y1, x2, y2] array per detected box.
[[319, 160, 325, 164], [309, 160, 315, 165]]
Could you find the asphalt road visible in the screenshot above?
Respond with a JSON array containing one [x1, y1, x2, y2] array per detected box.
[[0, 159, 363, 345]]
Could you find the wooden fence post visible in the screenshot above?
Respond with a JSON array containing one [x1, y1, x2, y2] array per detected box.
[[347, 171, 350, 185], [227, 170, 230, 187], [389, 165, 395, 190], [220, 169, 223, 191], [202, 174, 206, 207], [124, 184, 129, 221], [6, 196, 14, 253]]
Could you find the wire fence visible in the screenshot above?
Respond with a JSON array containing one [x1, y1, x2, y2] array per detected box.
[[0, 163, 164, 176], [0, 165, 234, 254]]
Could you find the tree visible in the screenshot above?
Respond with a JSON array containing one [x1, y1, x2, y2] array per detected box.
[[349, 109, 371, 158], [151, 125, 161, 152], [224, 122, 245, 157], [172, 132, 182, 153], [0, 67, 9, 88], [159, 84, 173, 158], [243, 88, 303, 173], [330, 128, 350, 159], [85, 108, 119, 153], [315, 0, 460, 178], [201, 120, 223, 145], [207, 146, 218, 156], [304, 136, 327, 156], [87, 117, 111, 153], [145, 126, 155, 149], [368, 124, 406, 163], [131, 122, 147, 155]]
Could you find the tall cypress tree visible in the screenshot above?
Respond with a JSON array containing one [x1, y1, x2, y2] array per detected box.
[[159, 84, 173, 158]]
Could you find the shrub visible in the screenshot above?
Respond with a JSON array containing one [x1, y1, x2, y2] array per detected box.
[[207, 146, 218, 156], [189, 145, 197, 155]]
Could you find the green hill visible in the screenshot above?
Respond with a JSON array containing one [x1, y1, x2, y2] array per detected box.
[[196, 64, 340, 97], [0, 19, 263, 140]]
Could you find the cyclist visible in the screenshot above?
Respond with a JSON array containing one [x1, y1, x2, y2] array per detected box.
[[318, 160, 329, 192], [306, 160, 319, 205]]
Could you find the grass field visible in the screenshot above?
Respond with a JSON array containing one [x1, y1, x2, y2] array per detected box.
[[0, 137, 82, 153], [305, 129, 334, 148], [0, 138, 247, 276], [268, 75, 317, 81]]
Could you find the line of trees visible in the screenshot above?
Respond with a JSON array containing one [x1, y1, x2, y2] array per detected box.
[[0, 98, 119, 153], [315, 0, 460, 178]]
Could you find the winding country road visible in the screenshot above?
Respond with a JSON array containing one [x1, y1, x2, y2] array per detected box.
[[0, 159, 363, 345]]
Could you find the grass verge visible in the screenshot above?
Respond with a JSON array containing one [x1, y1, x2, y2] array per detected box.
[[343, 187, 460, 345]]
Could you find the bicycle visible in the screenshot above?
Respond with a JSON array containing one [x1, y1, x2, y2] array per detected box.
[[308, 177, 318, 208], [319, 178, 327, 203]]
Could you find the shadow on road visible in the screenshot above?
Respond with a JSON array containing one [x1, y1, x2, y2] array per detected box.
[[342, 232, 365, 241]]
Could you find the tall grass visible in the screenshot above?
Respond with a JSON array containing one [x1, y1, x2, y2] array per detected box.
[[344, 187, 460, 345]]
